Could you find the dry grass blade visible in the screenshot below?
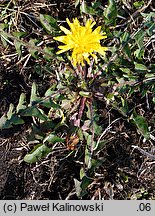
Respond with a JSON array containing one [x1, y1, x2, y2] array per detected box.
[[132, 145, 155, 160]]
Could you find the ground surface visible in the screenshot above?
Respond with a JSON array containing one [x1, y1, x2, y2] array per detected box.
[[0, 0, 155, 200]]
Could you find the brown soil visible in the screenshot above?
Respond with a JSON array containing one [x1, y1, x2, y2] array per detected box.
[[0, 0, 155, 200]]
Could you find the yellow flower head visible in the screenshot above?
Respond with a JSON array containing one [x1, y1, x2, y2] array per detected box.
[[54, 18, 107, 66]]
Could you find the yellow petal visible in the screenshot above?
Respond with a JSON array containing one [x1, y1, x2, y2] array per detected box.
[[66, 18, 72, 28], [53, 36, 66, 42], [91, 53, 98, 63], [56, 45, 72, 54], [96, 46, 108, 55], [60, 26, 71, 35], [86, 19, 96, 28], [54, 18, 108, 66], [84, 56, 90, 65]]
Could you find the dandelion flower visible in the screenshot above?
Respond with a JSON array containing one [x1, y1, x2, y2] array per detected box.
[[54, 18, 107, 66]]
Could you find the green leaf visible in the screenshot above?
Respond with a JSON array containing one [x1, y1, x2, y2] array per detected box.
[[80, 1, 96, 15], [145, 21, 155, 36], [0, 115, 7, 129], [0, 23, 9, 47], [92, 1, 102, 10], [133, 1, 144, 8], [45, 87, 54, 97], [40, 14, 59, 35], [12, 32, 27, 56], [93, 121, 102, 136], [120, 96, 129, 111], [0, 113, 24, 129], [22, 107, 47, 121], [141, 13, 155, 36], [40, 99, 60, 109], [85, 146, 92, 169], [133, 29, 145, 59], [77, 128, 84, 141], [28, 39, 39, 59], [79, 91, 91, 97], [13, 31, 27, 38], [16, 93, 27, 113], [30, 82, 41, 105], [80, 176, 93, 191], [134, 48, 144, 60], [131, 112, 150, 139], [43, 133, 65, 144], [45, 85, 57, 96], [74, 176, 93, 198], [120, 67, 131, 74], [33, 64, 42, 76], [89, 158, 103, 173], [134, 29, 145, 49], [0, 23, 8, 31], [14, 40, 23, 56], [141, 12, 155, 21], [83, 132, 95, 169], [43, 46, 54, 61], [124, 44, 132, 58], [104, 0, 117, 25], [7, 103, 14, 120], [24, 144, 51, 163], [74, 178, 83, 198], [134, 62, 148, 71], [120, 32, 132, 59], [10, 115, 25, 125], [75, 0, 80, 7], [80, 167, 85, 180], [0, 114, 12, 129], [120, 31, 130, 43]]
